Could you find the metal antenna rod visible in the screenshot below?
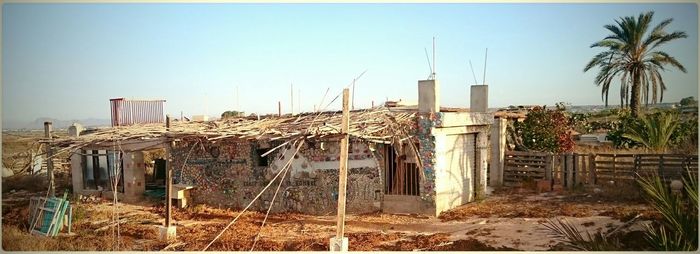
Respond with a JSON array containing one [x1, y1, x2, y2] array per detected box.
[[432, 36, 436, 79], [424, 48, 433, 79], [469, 60, 479, 85], [482, 48, 488, 85], [352, 78, 355, 110]]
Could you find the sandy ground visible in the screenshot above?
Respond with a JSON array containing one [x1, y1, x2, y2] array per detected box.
[[1, 186, 658, 251]]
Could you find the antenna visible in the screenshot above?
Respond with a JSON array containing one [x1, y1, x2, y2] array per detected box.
[[350, 69, 368, 110], [424, 47, 433, 79], [432, 36, 436, 80], [352, 78, 355, 110], [482, 48, 488, 85], [469, 60, 478, 85]]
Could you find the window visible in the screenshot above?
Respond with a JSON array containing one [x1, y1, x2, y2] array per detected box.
[[82, 149, 124, 192], [256, 149, 270, 167], [383, 145, 420, 196]]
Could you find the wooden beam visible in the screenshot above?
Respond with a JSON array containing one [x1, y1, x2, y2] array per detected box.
[[165, 115, 172, 227], [334, 88, 350, 243], [44, 121, 55, 197]]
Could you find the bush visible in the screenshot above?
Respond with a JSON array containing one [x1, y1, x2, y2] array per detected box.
[[513, 106, 574, 153]]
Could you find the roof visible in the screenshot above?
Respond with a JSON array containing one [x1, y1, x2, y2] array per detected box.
[[47, 107, 419, 154]]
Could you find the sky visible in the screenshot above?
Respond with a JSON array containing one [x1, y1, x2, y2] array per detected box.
[[2, 3, 698, 125]]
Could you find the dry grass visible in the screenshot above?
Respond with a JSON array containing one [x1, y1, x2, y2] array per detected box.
[[439, 187, 657, 222]]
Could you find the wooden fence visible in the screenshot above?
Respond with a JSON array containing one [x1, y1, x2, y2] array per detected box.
[[503, 151, 698, 188], [503, 151, 552, 185]]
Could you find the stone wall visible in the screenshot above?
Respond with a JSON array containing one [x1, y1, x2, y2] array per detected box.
[[171, 138, 382, 215]]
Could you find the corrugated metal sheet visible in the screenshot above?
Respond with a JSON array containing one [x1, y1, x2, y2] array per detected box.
[[110, 98, 166, 126]]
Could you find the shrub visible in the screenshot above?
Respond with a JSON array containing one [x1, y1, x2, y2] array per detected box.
[[513, 106, 574, 153]]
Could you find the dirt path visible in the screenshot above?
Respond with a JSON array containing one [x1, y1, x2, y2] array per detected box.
[[2, 187, 658, 251]]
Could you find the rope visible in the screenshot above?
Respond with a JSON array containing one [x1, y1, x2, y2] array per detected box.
[[201, 139, 305, 251], [249, 158, 292, 251], [178, 139, 202, 185]]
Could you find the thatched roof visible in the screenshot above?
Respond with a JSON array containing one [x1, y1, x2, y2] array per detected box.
[[45, 107, 419, 156]]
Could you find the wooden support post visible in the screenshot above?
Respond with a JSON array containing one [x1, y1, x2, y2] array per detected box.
[[44, 122, 55, 197], [278, 101, 282, 117], [331, 88, 350, 251], [165, 115, 172, 228], [612, 154, 617, 185]]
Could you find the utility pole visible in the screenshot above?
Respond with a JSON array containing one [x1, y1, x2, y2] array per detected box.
[[330, 88, 350, 251], [290, 83, 294, 115], [278, 101, 282, 117], [44, 121, 55, 197]]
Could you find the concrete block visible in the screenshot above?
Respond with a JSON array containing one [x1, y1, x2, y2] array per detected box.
[[329, 236, 348, 251], [157, 225, 177, 242], [418, 80, 440, 113], [470, 85, 488, 112]]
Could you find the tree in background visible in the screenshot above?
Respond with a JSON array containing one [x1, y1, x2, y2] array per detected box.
[[221, 110, 245, 119], [679, 96, 697, 107], [584, 11, 687, 117], [513, 106, 574, 153]]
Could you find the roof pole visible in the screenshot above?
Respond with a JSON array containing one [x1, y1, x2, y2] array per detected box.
[[331, 88, 350, 251]]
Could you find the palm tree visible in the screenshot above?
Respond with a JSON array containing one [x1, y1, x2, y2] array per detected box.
[[584, 11, 687, 117], [622, 112, 680, 152]]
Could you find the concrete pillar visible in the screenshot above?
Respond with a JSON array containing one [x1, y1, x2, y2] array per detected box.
[[470, 85, 488, 112], [123, 151, 146, 201], [489, 118, 506, 186], [476, 131, 489, 199], [419, 80, 440, 113], [70, 153, 83, 196]]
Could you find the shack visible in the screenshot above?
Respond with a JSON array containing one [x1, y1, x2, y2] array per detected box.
[[56, 79, 492, 216]]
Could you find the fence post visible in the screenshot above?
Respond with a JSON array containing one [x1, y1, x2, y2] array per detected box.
[[566, 153, 574, 190], [612, 154, 617, 186], [573, 153, 580, 186], [589, 153, 596, 185], [545, 154, 553, 181]]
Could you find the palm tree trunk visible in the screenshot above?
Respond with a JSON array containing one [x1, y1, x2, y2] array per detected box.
[[631, 69, 641, 117]]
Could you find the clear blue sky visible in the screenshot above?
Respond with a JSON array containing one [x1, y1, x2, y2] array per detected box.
[[2, 3, 698, 123]]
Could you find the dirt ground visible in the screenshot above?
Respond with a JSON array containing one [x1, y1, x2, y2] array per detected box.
[[1, 184, 659, 251]]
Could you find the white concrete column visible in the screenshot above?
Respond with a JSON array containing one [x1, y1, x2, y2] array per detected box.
[[490, 118, 506, 186], [476, 131, 489, 199], [419, 80, 440, 113], [70, 153, 83, 196]]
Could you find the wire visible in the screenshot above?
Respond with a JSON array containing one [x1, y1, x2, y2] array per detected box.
[[202, 139, 305, 251], [249, 155, 292, 251]]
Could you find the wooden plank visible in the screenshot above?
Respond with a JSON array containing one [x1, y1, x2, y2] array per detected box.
[[335, 88, 350, 242], [165, 115, 172, 228], [506, 151, 551, 156]]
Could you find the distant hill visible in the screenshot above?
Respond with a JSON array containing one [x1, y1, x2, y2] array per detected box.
[[2, 118, 111, 130]]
